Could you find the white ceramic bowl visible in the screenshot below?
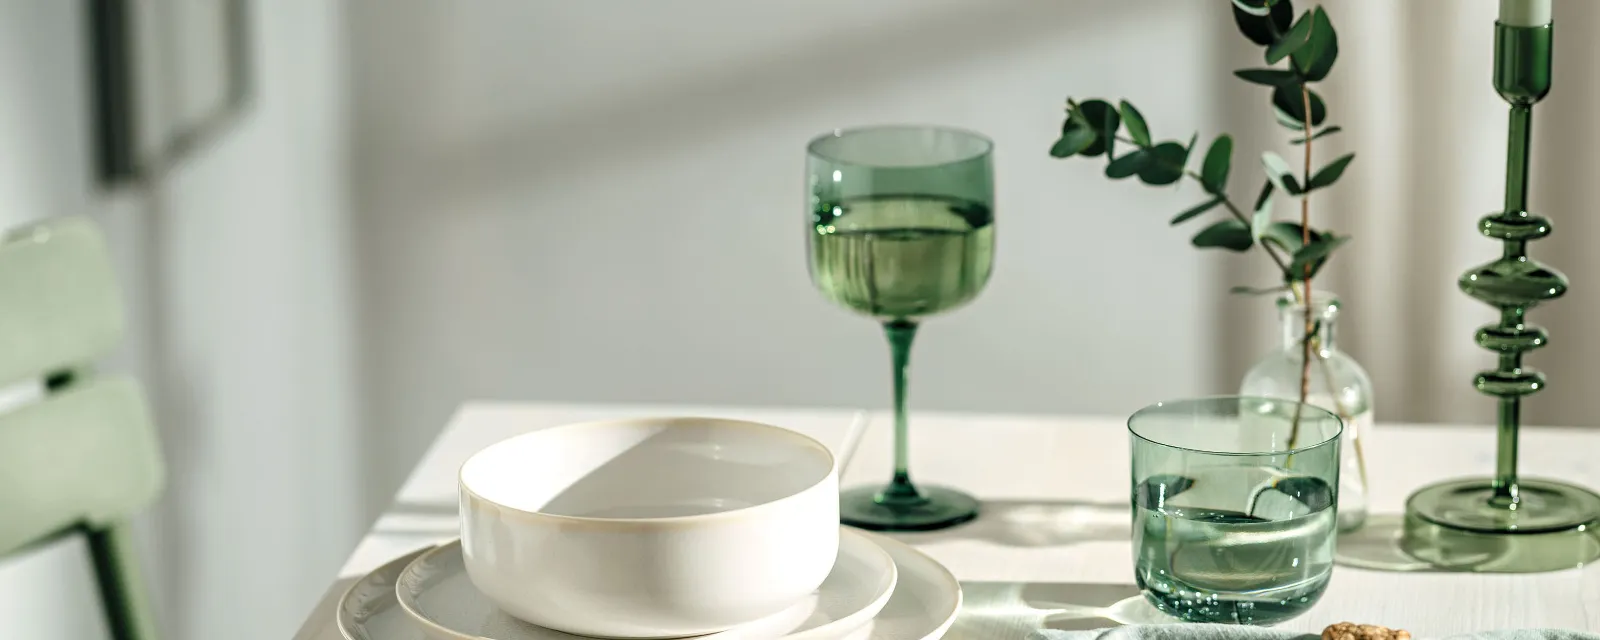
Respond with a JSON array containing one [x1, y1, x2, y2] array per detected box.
[[458, 417, 840, 639]]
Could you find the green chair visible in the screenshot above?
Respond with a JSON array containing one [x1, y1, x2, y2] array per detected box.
[[0, 216, 164, 640]]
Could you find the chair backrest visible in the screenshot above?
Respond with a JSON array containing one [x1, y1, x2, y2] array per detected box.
[[0, 216, 163, 640], [0, 216, 123, 390]]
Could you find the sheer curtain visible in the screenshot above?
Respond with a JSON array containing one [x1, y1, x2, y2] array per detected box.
[[1217, 0, 1600, 429]]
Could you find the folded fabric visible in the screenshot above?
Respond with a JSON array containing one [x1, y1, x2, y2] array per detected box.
[[1028, 625, 1600, 640]]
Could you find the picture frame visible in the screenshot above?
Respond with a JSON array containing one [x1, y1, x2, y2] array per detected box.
[[86, 0, 252, 185]]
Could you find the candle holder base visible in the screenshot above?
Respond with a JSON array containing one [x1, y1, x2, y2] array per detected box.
[[1401, 477, 1600, 573]]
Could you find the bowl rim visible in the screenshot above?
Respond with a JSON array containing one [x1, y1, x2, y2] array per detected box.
[[458, 416, 839, 526]]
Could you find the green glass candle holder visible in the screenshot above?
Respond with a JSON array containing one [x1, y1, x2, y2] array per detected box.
[[1401, 19, 1600, 573]]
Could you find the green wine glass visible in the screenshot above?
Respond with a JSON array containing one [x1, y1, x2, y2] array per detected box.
[[805, 125, 995, 531]]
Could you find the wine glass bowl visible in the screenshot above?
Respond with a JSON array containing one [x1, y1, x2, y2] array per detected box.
[[805, 125, 995, 531]]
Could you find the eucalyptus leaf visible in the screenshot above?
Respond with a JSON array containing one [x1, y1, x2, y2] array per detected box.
[[1307, 153, 1355, 190], [1261, 152, 1302, 195], [1262, 221, 1317, 254], [1265, 10, 1314, 64], [1233, 0, 1295, 47], [1138, 142, 1187, 186], [1288, 234, 1349, 279], [1290, 125, 1342, 145], [1233, 69, 1299, 86], [1232, 0, 1272, 17], [1230, 284, 1291, 296], [1183, 132, 1199, 190], [1251, 200, 1271, 240], [1253, 179, 1274, 212], [1076, 99, 1120, 157], [1272, 84, 1327, 127], [1066, 98, 1091, 128], [1105, 150, 1147, 179], [1292, 6, 1338, 81], [1170, 197, 1224, 226], [1121, 101, 1151, 147], [1273, 107, 1306, 131], [1201, 135, 1233, 194], [1051, 126, 1098, 158], [1193, 219, 1255, 252], [1251, 182, 1275, 239]]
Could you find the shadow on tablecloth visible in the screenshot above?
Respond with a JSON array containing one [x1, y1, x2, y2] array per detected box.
[[946, 581, 1164, 639], [889, 499, 1131, 548], [883, 499, 1450, 572]]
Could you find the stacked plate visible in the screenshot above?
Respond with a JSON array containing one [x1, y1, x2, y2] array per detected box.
[[337, 417, 962, 640]]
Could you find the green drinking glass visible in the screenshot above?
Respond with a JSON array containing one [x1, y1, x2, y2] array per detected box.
[[1129, 397, 1342, 625], [805, 125, 995, 531]]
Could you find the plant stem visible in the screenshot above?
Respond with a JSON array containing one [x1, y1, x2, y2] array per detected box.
[[1299, 86, 1315, 398], [1286, 86, 1312, 451], [1287, 85, 1316, 450], [1314, 348, 1369, 493]]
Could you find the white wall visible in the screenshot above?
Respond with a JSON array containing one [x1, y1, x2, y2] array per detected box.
[[349, 1, 1233, 500], [0, 2, 359, 640], [145, 1, 361, 637]]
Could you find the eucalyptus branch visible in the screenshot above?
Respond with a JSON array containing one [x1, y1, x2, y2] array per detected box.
[[1108, 132, 1296, 273], [1050, 0, 1370, 480]]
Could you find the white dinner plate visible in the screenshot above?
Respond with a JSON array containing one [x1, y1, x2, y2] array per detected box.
[[397, 527, 895, 640], [337, 528, 960, 640], [842, 530, 962, 640], [337, 546, 433, 640]]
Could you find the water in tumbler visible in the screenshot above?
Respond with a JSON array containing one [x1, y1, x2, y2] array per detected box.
[[1133, 465, 1336, 625]]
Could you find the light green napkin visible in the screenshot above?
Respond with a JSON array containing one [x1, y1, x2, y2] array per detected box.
[[1028, 626, 1600, 640]]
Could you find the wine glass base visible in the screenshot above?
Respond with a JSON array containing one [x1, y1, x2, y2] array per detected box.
[[840, 485, 980, 532], [1401, 477, 1600, 573]]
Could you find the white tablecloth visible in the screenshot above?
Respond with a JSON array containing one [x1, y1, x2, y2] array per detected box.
[[293, 402, 1600, 639]]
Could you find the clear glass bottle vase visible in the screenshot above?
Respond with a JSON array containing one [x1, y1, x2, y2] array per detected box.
[[1240, 291, 1374, 532]]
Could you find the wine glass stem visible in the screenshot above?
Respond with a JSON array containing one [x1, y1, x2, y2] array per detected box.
[[881, 319, 924, 504]]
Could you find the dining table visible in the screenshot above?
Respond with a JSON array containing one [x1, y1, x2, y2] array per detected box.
[[292, 401, 1600, 639]]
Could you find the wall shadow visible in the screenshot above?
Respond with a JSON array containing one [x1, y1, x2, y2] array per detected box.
[[353, 1, 1158, 201]]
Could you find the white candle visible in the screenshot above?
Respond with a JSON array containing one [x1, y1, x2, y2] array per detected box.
[[1500, 0, 1552, 26]]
